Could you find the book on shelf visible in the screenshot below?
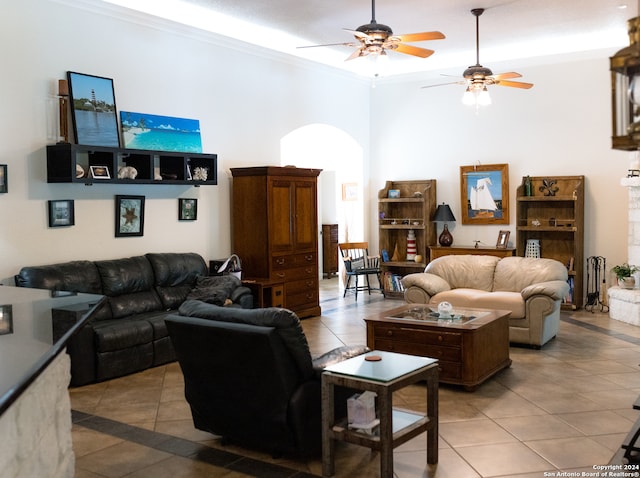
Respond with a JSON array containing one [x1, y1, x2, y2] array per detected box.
[[383, 272, 405, 292]]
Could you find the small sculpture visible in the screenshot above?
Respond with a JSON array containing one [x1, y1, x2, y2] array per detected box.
[[117, 166, 138, 179], [539, 178, 559, 196], [192, 167, 208, 181]]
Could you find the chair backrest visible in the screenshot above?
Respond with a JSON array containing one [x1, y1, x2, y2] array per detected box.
[[165, 314, 305, 453], [338, 242, 378, 272]]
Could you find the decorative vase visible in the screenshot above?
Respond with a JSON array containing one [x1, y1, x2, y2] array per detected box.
[[619, 277, 636, 289], [438, 224, 453, 247]]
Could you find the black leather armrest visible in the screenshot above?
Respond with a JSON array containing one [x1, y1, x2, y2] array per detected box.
[[312, 344, 369, 378]]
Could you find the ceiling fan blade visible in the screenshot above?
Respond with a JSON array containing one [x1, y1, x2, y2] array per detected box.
[[394, 43, 434, 58], [343, 28, 370, 40], [345, 47, 366, 61], [496, 79, 534, 89], [397, 31, 445, 43], [421, 81, 465, 89], [490, 72, 522, 81], [297, 42, 358, 49]]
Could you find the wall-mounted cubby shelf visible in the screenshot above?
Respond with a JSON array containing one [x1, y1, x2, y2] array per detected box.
[[46, 143, 217, 186]]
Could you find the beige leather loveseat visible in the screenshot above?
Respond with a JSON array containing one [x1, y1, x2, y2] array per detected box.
[[402, 255, 570, 347]]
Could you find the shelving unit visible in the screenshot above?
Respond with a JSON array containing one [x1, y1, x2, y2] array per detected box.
[[516, 175, 584, 309], [46, 143, 217, 186], [378, 180, 437, 298]]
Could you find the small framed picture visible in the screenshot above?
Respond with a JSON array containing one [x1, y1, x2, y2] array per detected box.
[[0, 164, 7, 193], [388, 189, 401, 198], [90, 165, 111, 179], [0, 305, 13, 335], [179, 198, 197, 221], [342, 183, 358, 201], [496, 230, 510, 248], [48, 200, 75, 227], [115, 195, 145, 237]]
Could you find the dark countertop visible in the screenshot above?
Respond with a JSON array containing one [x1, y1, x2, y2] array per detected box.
[[0, 286, 104, 415]]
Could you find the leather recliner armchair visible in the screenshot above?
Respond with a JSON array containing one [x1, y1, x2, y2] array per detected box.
[[166, 300, 368, 457]]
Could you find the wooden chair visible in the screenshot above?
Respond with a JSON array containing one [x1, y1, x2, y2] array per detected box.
[[338, 242, 384, 300]]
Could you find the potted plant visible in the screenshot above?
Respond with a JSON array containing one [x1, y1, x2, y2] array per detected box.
[[613, 263, 638, 289]]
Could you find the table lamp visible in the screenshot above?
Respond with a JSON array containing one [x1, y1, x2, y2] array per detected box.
[[434, 203, 456, 247]]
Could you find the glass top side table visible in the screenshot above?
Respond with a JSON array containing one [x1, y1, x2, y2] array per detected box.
[[321, 350, 439, 478]]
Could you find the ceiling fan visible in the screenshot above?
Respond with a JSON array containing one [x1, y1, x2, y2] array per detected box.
[[422, 8, 533, 105], [297, 0, 445, 61]]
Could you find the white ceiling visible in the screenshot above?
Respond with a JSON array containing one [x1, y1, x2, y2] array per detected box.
[[103, 0, 634, 77]]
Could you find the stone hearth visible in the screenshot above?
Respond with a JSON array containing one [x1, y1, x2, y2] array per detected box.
[[608, 177, 640, 325]]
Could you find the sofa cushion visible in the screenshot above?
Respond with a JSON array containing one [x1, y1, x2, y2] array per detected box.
[[95, 256, 163, 319], [14, 260, 103, 294], [186, 275, 242, 306], [431, 289, 525, 318], [425, 255, 501, 292], [493, 256, 568, 292], [146, 253, 208, 309], [178, 299, 314, 380], [93, 319, 154, 352]]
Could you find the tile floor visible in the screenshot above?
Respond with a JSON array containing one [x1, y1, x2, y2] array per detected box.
[[70, 278, 640, 477]]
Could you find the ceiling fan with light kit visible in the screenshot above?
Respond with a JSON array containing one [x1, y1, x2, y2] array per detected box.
[[297, 0, 445, 61], [422, 8, 533, 106]]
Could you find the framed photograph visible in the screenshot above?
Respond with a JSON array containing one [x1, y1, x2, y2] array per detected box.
[[0, 305, 13, 335], [90, 165, 111, 179], [342, 183, 358, 201], [120, 111, 202, 152], [460, 163, 509, 225], [48, 200, 75, 227], [67, 71, 120, 147], [179, 198, 197, 221], [496, 230, 510, 248], [0, 164, 6, 193], [115, 195, 145, 237], [388, 189, 401, 198]]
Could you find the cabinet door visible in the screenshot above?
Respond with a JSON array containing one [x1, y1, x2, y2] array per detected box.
[[270, 180, 295, 253], [293, 180, 317, 251]]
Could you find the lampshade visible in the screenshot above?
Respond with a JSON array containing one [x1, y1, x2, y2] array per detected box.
[[433, 203, 456, 223]]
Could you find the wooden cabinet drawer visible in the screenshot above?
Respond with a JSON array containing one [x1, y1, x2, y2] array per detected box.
[[285, 288, 319, 309], [374, 325, 462, 347], [272, 265, 316, 282], [272, 252, 316, 270], [375, 338, 461, 362], [286, 278, 317, 293]]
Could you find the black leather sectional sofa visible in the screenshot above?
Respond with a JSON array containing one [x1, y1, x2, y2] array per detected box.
[[15, 252, 252, 386]]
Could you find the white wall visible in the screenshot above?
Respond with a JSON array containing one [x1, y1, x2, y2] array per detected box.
[[369, 54, 628, 286], [0, 0, 629, 292], [0, 0, 369, 283]]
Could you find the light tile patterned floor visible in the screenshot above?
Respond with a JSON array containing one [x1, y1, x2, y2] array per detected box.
[[70, 278, 640, 477]]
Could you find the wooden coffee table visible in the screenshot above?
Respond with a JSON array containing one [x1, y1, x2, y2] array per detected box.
[[365, 305, 511, 391]]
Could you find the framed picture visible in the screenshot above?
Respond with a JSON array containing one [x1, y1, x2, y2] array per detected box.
[[342, 183, 358, 201], [90, 165, 111, 179], [48, 200, 75, 227], [388, 189, 401, 198], [179, 198, 197, 221], [120, 111, 202, 152], [0, 164, 6, 193], [460, 163, 509, 225], [496, 230, 510, 248], [115, 195, 145, 237], [0, 305, 13, 335], [67, 71, 120, 147]]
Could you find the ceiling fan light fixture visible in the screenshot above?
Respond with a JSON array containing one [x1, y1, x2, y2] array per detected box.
[[462, 87, 476, 105], [478, 86, 492, 105]]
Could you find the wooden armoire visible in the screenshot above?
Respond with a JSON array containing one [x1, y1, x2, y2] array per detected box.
[[231, 166, 322, 318]]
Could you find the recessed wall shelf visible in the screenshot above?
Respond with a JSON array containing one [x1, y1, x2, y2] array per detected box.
[[46, 143, 217, 186]]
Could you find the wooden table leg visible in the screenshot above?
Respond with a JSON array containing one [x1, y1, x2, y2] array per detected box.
[[426, 368, 439, 464], [321, 377, 335, 477], [378, 387, 394, 478]]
